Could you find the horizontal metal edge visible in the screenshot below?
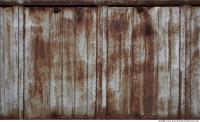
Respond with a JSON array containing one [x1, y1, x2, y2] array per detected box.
[[0, 0, 200, 6]]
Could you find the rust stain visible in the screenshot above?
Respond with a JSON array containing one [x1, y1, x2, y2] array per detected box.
[[76, 8, 86, 32], [6, 22, 11, 38], [158, 99, 165, 114], [49, 41, 62, 83], [185, 9, 192, 118], [29, 8, 47, 24], [49, 110, 64, 119], [63, 46, 73, 81], [28, 26, 47, 98], [24, 9, 51, 119], [0, 109, 19, 119], [141, 8, 156, 117], [107, 9, 133, 118], [75, 8, 88, 87], [109, 12, 128, 37], [168, 9, 180, 117], [107, 8, 155, 118], [96, 75, 103, 118], [107, 12, 119, 117], [192, 23, 200, 47], [189, 21, 200, 118], [86, 8, 95, 33], [63, 16, 75, 82], [107, 49, 118, 76], [106, 91, 119, 118], [2, 6, 200, 119], [77, 60, 87, 86], [134, 8, 156, 38], [132, 59, 143, 118], [132, 7, 157, 117], [132, 8, 142, 117], [108, 10, 129, 77]]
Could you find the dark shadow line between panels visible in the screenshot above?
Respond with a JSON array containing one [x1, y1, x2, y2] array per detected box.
[[22, 6, 25, 119]]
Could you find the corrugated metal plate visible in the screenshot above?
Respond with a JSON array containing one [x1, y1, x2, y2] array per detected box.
[[0, 6, 200, 119]]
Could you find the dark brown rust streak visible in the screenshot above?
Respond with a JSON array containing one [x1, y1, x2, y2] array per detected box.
[[119, 11, 131, 117], [106, 11, 118, 118], [168, 9, 172, 116], [76, 8, 88, 87], [29, 26, 47, 99], [184, 9, 191, 119], [137, 7, 156, 117], [95, 7, 103, 119], [0, 111, 19, 119], [132, 9, 144, 117]]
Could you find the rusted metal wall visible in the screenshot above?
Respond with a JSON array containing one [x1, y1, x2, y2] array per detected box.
[[0, 6, 200, 119]]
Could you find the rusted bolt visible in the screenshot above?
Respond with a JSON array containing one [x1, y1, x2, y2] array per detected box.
[[54, 7, 61, 13]]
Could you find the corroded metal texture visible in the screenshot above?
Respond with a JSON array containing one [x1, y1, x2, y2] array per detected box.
[[0, 0, 200, 6], [0, 6, 200, 119]]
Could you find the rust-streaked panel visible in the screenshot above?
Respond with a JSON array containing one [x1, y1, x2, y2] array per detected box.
[[62, 7, 76, 118], [0, 6, 200, 119], [49, 7, 63, 118], [24, 7, 50, 119], [132, 7, 145, 118], [74, 8, 89, 118], [107, 7, 132, 119], [86, 7, 97, 118], [180, 6, 191, 119], [96, 6, 107, 119], [134, 7, 158, 118], [157, 7, 180, 119], [190, 7, 200, 119]]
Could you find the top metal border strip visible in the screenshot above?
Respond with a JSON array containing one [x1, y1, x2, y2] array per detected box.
[[0, 0, 200, 6]]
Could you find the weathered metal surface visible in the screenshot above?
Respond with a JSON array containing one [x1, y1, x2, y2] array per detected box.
[[0, 6, 200, 119], [0, 0, 200, 6], [62, 7, 75, 118], [24, 7, 50, 119], [158, 7, 180, 118], [0, 7, 23, 119], [190, 7, 200, 119], [131, 7, 158, 118], [96, 6, 107, 119], [107, 7, 132, 118]]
